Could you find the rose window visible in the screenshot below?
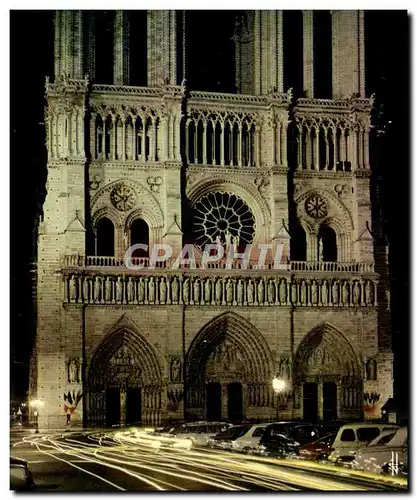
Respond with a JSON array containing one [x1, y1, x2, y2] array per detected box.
[[305, 195, 328, 219], [192, 192, 256, 248]]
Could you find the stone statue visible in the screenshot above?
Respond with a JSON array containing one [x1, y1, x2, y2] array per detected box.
[[342, 281, 349, 305], [193, 279, 200, 303], [353, 281, 360, 305], [103, 277, 110, 302], [171, 277, 178, 303], [268, 280, 275, 303], [237, 279, 244, 304], [233, 234, 239, 249], [94, 276, 101, 303], [204, 279, 211, 303], [116, 277, 123, 303], [215, 279, 222, 303], [68, 358, 78, 383], [247, 280, 254, 304], [127, 277, 135, 303], [279, 279, 287, 304], [183, 278, 190, 303], [138, 277, 145, 302], [300, 280, 306, 305], [82, 277, 89, 303], [258, 279, 264, 303], [318, 238, 324, 261], [225, 231, 232, 255], [148, 277, 155, 303], [171, 358, 181, 382], [322, 280, 329, 306], [311, 280, 318, 305], [69, 275, 77, 302], [365, 280, 372, 305], [160, 278, 167, 303], [226, 279, 233, 304], [366, 359, 377, 381], [291, 280, 297, 304], [332, 280, 339, 305], [215, 235, 222, 252]]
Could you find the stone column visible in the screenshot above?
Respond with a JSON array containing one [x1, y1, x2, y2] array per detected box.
[[314, 127, 320, 170]]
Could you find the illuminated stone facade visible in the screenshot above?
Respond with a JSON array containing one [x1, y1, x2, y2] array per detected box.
[[31, 10, 393, 428]]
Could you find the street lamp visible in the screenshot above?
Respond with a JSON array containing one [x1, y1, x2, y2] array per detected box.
[[30, 400, 44, 434], [272, 377, 286, 421]]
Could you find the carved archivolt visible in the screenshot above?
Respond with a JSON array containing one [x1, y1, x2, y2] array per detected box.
[[186, 312, 274, 385], [88, 315, 164, 390], [91, 206, 123, 231], [91, 179, 164, 229], [294, 323, 361, 383]]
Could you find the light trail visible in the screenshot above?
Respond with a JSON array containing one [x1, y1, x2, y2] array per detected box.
[[13, 429, 407, 492]]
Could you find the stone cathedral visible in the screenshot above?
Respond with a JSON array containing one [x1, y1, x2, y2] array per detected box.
[[31, 10, 393, 429]]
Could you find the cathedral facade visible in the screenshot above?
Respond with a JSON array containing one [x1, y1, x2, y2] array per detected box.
[[31, 10, 393, 429]]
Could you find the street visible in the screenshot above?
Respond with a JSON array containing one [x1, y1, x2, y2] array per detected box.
[[10, 429, 408, 492]]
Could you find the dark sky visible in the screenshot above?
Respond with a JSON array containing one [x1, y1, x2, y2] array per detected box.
[[10, 11, 409, 410]]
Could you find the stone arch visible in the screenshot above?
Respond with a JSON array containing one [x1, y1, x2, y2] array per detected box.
[[296, 189, 353, 261], [87, 315, 165, 426], [91, 206, 123, 231], [88, 325, 163, 389], [294, 323, 361, 382], [91, 179, 164, 229], [186, 312, 274, 385], [185, 312, 275, 420], [296, 188, 354, 233], [293, 323, 362, 420], [187, 177, 271, 232]]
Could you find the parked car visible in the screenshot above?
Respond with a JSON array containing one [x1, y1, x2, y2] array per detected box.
[[208, 425, 253, 450], [167, 421, 232, 447], [231, 424, 270, 453], [353, 427, 408, 475], [328, 423, 399, 464], [299, 433, 337, 461], [10, 457, 34, 490], [258, 431, 300, 458]]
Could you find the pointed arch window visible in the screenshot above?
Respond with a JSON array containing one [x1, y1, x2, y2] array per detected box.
[[291, 223, 307, 261], [130, 219, 149, 257], [96, 217, 115, 256], [318, 224, 337, 262]]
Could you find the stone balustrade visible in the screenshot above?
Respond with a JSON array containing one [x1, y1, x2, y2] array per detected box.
[[63, 255, 374, 274], [290, 260, 374, 273], [64, 273, 378, 308]]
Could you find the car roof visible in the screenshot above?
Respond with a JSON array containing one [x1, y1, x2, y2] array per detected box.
[[339, 423, 399, 429]]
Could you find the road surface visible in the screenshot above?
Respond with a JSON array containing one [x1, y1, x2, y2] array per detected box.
[[10, 429, 408, 492]]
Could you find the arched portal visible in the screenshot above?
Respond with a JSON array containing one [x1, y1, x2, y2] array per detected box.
[[87, 326, 163, 427], [186, 312, 275, 422], [293, 324, 362, 422]]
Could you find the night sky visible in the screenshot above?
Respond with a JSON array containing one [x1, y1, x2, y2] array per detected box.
[[10, 11, 409, 412]]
